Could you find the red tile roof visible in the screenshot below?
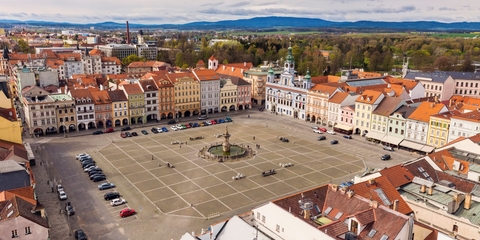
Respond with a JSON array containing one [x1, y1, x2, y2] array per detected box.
[[193, 69, 220, 81], [408, 101, 446, 123], [379, 165, 414, 188], [122, 83, 144, 95], [355, 90, 383, 104]]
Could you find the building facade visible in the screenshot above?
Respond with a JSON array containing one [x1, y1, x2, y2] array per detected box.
[[231, 77, 252, 110], [193, 69, 220, 115], [122, 84, 145, 124], [68, 89, 96, 131], [448, 110, 480, 143], [50, 94, 76, 134], [306, 83, 341, 125], [166, 72, 200, 119], [138, 79, 159, 121], [107, 89, 129, 127], [154, 78, 175, 120], [427, 111, 458, 148], [354, 90, 385, 136], [89, 90, 112, 129], [219, 78, 238, 112], [21, 86, 58, 136]]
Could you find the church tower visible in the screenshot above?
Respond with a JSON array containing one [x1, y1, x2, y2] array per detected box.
[[304, 68, 312, 90], [208, 55, 218, 71], [281, 43, 296, 87], [267, 67, 275, 83]]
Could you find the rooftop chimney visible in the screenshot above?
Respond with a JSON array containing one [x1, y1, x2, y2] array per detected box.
[[393, 199, 399, 211], [420, 185, 426, 193], [331, 184, 338, 192], [368, 179, 376, 185], [126, 21, 131, 44], [370, 200, 379, 209], [464, 193, 472, 210], [347, 190, 355, 198], [427, 186, 433, 196]]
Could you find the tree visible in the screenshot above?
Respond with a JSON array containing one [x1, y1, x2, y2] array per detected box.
[[122, 54, 145, 66], [433, 56, 454, 71], [17, 39, 33, 53]]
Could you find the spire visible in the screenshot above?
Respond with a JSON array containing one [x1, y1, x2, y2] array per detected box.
[[305, 68, 311, 82], [286, 42, 294, 63], [268, 66, 274, 75]]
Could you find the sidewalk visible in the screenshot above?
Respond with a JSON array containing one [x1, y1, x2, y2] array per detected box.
[[31, 146, 72, 239]]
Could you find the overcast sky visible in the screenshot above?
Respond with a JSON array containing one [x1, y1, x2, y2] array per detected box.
[[2, 0, 480, 24]]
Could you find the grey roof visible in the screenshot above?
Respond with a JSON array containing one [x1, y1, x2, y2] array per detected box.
[[372, 97, 404, 116], [444, 71, 480, 80], [0, 160, 30, 192], [345, 78, 386, 87], [469, 164, 480, 173], [393, 105, 417, 118], [0, 160, 26, 173], [404, 72, 451, 83]]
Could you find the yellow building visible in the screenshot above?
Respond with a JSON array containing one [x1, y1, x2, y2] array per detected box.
[[306, 84, 340, 125], [0, 107, 22, 144], [166, 72, 200, 118], [107, 90, 129, 127], [354, 90, 384, 136], [50, 94, 77, 134], [122, 84, 145, 124], [427, 111, 458, 148], [219, 78, 238, 112]]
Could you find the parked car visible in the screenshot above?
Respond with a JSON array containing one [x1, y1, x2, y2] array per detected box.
[[170, 126, 178, 131], [65, 202, 75, 216], [121, 126, 131, 131], [381, 154, 391, 160], [198, 115, 208, 120], [88, 170, 103, 176], [193, 122, 200, 127], [156, 127, 163, 133], [104, 192, 120, 201], [161, 127, 168, 132], [90, 173, 106, 180], [319, 128, 327, 132], [57, 184, 64, 193], [211, 120, 217, 125], [58, 190, 67, 200], [119, 208, 136, 218], [79, 157, 93, 162], [383, 146, 394, 151], [168, 119, 176, 125], [120, 133, 127, 138], [131, 131, 138, 136], [343, 135, 352, 139], [313, 129, 322, 134], [74, 229, 87, 240], [82, 162, 96, 169], [317, 136, 326, 141], [326, 130, 336, 135], [92, 175, 106, 182], [98, 182, 115, 190], [219, 119, 225, 123], [86, 168, 102, 174], [92, 130, 103, 135], [104, 128, 114, 133], [151, 128, 158, 133], [311, 126, 319, 130], [330, 140, 339, 145], [203, 121, 211, 126], [84, 166, 100, 172], [181, 124, 187, 129], [225, 117, 232, 122], [81, 159, 96, 165], [141, 130, 148, 135], [125, 132, 132, 137], [110, 198, 126, 206], [76, 153, 90, 160]]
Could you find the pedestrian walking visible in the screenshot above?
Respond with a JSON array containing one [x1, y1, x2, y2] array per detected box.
[[180, 145, 182, 148], [152, 155, 154, 160], [253, 136, 256, 140]]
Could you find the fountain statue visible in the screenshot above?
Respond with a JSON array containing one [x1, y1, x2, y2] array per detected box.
[[222, 126, 231, 154]]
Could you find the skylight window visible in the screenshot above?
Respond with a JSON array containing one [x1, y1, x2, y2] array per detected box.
[[367, 229, 377, 238], [380, 235, 389, 240], [324, 207, 332, 215], [334, 212, 343, 220]]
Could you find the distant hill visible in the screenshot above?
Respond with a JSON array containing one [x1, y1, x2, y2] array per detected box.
[[1, 16, 480, 31]]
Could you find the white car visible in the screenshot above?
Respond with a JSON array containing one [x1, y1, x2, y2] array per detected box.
[[110, 198, 126, 206], [313, 129, 322, 134], [84, 166, 99, 172], [170, 126, 178, 131], [326, 130, 336, 135], [311, 126, 319, 130], [156, 128, 163, 133], [58, 191, 67, 200], [57, 184, 64, 193], [76, 153, 90, 160]]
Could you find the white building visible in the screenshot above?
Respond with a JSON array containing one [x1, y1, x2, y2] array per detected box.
[[82, 54, 102, 75], [137, 79, 159, 121], [68, 89, 96, 131], [21, 86, 58, 136], [265, 46, 310, 120], [193, 69, 220, 114], [56, 53, 84, 78], [448, 110, 480, 142], [100, 57, 122, 75]]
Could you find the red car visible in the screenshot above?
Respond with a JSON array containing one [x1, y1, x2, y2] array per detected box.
[[119, 208, 136, 218], [120, 133, 126, 138], [318, 127, 327, 132], [211, 119, 217, 125], [104, 128, 114, 133]]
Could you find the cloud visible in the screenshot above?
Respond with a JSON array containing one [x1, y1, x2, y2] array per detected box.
[[425, 6, 434, 11], [226, 1, 250, 8], [200, 2, 223, 7], [255, 1, 279, 6], [439, 7, 456, 11]]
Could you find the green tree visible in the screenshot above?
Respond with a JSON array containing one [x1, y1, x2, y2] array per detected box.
[[122, 54, 145, 65], [17, 39, 33, 53]]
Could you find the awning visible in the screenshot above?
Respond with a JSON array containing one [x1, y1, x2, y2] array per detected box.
[[382, 135, 404, 145], [421, 145, 435, 153], [334, 124, 353, 131], [365, 131, 385, 140], [400, 140, 425, 151]]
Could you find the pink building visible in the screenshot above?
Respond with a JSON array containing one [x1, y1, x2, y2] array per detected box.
[[339, 105, 355, 127]]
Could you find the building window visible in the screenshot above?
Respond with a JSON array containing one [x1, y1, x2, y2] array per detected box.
[[257, 212, 260, 219], [351, 219, 359, 234], [276, 224, 280, 232], [12, 230, 18, 238], [262, 215, 266, 223], [25, 227, 31, 235], [453, 224, 458, 233]]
